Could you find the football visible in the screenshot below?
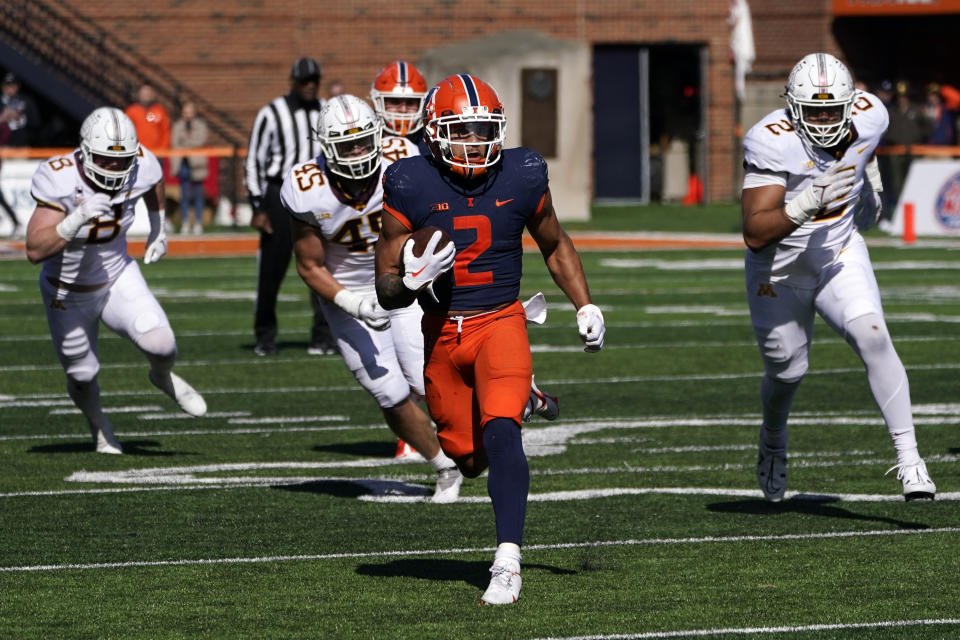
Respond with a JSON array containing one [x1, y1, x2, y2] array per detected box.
[[408, 226, 452, 258]]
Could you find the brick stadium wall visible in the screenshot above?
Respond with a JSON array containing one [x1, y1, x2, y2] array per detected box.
[[72, 0, 836, 203]]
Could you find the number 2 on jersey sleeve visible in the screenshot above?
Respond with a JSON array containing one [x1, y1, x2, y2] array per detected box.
[[452, 215, 493, 286]]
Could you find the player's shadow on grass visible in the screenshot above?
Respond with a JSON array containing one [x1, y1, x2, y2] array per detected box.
[[28, 440, 178, 456], [313, 441, 396, 458], [706, 498, 929, 529], [356, 558, 574, 590], [275, 478, 424, 499]]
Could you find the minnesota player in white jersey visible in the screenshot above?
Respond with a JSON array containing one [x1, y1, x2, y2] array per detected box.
[[741, 53, 935, 501], [25, 107, 207, 455], [280, 94, 464, 502]]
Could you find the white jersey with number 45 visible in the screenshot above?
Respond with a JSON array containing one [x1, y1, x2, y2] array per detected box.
[[279, 135, 419, 291], [30, 147, 163, 287], [743, 90, 888, 251]]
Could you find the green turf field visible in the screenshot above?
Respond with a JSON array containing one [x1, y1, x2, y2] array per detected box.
[[1, 226, 958, 639]]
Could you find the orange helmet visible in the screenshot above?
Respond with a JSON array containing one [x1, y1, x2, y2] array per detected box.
[[370, 61, 428, 136], [423, 74, 506, 179]]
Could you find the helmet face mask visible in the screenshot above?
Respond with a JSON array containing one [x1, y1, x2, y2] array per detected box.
[[315, 95, 383, 180], [370, 61, 428, 136], [785, 53, 856, 148], [424, 74, 506, 179], [79, 107, 140, 191]]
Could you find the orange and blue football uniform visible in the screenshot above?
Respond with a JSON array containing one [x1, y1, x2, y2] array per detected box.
[[383, 148, 549, 459]]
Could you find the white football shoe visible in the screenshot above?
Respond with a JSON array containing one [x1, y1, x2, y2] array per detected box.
[[149, 370, 207, 417], [481, 557, 522, 605], [522, 375, 559, 421], [90, 424, 123, 455], [432, 466, 463, 504], [757, 439, 787, 502], [886, 460, 936, 501]]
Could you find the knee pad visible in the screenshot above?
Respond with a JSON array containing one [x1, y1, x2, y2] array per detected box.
[[845, 313, 891, 358], [756, 325, 808, 382], [61, 328, 99, 383], [368, 372, 413, 409], [137, 326, 177, 361], [482, 418, 523, 459]]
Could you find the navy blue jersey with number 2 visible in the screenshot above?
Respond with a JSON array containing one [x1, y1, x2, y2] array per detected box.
[[382, 147, 549, 314]]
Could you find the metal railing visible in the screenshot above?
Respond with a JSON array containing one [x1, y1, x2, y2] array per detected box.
[[0, 1, 246, 147]]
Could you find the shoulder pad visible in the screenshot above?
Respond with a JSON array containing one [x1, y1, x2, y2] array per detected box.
[[743, 111, 796, 173], [513, 147, 549, 189], [134, 148, 164, 187], [279, 166, 313, 217], [851, 90, 889, 136], [30, 156, 76, 209], [383, 157, 423, 199]]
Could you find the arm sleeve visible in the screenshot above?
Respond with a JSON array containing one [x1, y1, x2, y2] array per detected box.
[[244, 106, 273, 204]]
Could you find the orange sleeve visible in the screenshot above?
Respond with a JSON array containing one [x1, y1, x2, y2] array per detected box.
[[383, 202, 412, 230]]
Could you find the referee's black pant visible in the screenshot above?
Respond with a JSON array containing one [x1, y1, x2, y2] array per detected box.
[[253, 182, 329, 348]]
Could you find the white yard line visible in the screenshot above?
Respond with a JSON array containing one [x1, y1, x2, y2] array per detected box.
[[532, 618, 960, 639], [1, 526, 958, 573]]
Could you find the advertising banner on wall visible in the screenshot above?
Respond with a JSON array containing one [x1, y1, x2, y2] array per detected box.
[[887, 159, 960, 236]]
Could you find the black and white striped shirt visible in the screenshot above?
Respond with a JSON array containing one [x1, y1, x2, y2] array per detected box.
[[244, 94, 325, 208]]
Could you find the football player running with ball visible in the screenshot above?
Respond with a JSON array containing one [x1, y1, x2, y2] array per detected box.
[[375, 74, 605, 604], [26, 107, 206, 454], [741, 53, 935, 502], [281, 94, 465, 503], [370, 61, 560, 463]]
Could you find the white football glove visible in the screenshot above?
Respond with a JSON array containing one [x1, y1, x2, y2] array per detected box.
[[144, 209, 168, 265], [854, 156, 884, 231], [334, 288, 390, 331], [784, 162, 856, 226], [576, 303, 605, 352], [401, 231, 456, 293], [55, 192, 112, 241]]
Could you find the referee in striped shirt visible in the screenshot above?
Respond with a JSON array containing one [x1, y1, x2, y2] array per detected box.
[[244, 57, 334, 356]]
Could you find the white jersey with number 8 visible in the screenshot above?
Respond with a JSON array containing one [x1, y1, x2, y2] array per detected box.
[[30, 147, 162, 288]]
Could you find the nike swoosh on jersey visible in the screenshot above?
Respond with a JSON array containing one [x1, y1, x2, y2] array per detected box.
[[857, 145, 869, 153], [495, 198, 514, 207]]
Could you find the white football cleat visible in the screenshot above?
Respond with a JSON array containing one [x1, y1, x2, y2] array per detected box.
[[91, 425, 122, 455], [757, 440, 787, 502], [522, 375, 559, 421], [481, 557, 522, 605], [394, 438, 426, 462], [149, 370, 207, 417], [886, 460, 936, 501], [432, 466, 463, 504]]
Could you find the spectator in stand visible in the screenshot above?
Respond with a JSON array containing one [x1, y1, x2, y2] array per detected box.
[[924, 83, 958, 146], [125, 83, 171, 153], [880, 81, 929, 217], [0, 110, 23, 236], [170, 101, 209, 235], [1, 73, 41, 147], [876, 79, 895, 108]]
